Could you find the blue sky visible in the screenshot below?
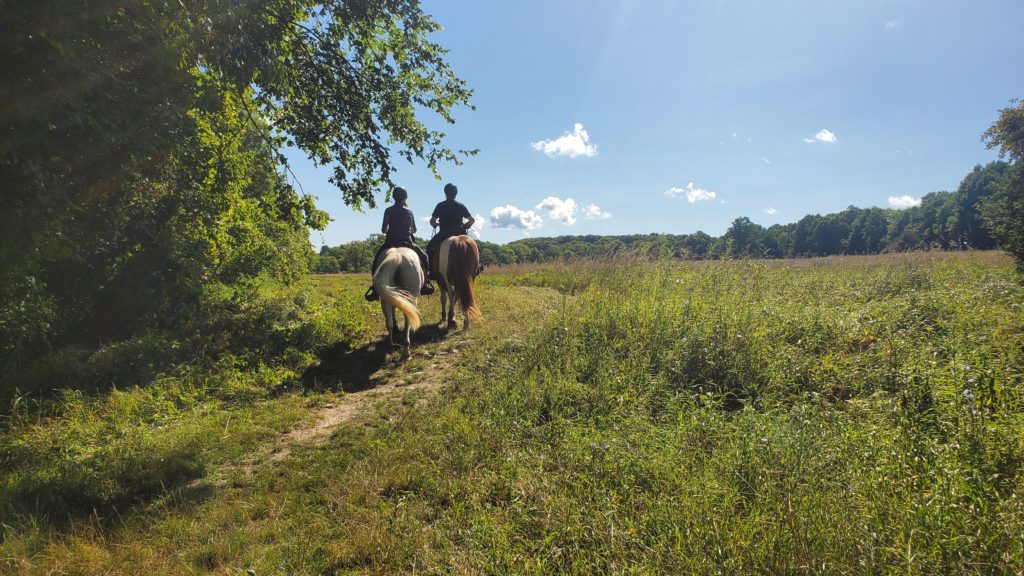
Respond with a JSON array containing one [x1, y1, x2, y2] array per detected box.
[[292, 0, 1024, 247]]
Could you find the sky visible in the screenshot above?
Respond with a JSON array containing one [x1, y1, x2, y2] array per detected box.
[[290, 0, 1024, 248]]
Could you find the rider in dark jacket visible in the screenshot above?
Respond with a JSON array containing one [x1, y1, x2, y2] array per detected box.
[[426, 183, 475, 268], [365, 187, 434, 301]]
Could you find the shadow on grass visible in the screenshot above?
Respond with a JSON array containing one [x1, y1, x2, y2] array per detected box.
[[300, 324, 452, 393], [0, 458, 214, 538]]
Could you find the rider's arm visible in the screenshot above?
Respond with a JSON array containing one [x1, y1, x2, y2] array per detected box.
[[429, 214, 439, 228], [381, 210, 389, 234], [464, 214, 475, 231]]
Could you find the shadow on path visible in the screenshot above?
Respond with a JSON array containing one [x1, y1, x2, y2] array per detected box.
[[300, 325, 449, 393]]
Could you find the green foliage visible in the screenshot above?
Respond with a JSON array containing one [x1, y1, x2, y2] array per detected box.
[[0, 275, 370, 405], [983, 99, 1024, 273], [1, 0, 473, 388]]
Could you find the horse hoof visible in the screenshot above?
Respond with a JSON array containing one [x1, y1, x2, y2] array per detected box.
[[447, 321, 458, 330]]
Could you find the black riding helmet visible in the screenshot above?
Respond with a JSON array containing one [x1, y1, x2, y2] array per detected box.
[[393, 186, 408, 203], [444, 183, 457, 198]]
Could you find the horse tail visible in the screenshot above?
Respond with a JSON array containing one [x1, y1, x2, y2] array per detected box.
[[450, 237, 482, 323], [373, 271, 421, 332]]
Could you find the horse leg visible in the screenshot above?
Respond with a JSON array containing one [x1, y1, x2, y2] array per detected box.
[[392, 308, 402, 348], [400, 317, 411, 359], [381, 302, 396, 348], [446, 285, 457, 330], [439, 282, 448, 326]]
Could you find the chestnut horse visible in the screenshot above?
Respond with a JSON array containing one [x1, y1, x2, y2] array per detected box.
[[372, 247, 422, 357], [431, 235, 482, 330]]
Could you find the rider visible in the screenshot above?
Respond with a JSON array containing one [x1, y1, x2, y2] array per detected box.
[[365, 186, 434, 301], [426, 183, 476, 275]]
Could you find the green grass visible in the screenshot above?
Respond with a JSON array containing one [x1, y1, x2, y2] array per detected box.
[[3, 253, 1023, 574]]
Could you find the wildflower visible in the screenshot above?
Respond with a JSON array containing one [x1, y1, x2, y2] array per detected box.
[[962, 389, 974, 401]]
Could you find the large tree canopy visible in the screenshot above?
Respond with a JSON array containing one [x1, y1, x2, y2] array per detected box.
[[1, 0, 475, 211], [0, 0, 475, 364]]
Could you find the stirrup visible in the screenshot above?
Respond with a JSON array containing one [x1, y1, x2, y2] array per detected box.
[[364, 287, 379, 301]]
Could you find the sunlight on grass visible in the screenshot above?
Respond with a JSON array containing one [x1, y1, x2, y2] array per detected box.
[[3, 254, 1023, 574]]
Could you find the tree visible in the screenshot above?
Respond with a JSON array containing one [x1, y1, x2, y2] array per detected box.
[[982, 100, 1024, 273], [952, 163, 1006, 249], [723, 217, 765, 258], [0, 0, 475, 364]]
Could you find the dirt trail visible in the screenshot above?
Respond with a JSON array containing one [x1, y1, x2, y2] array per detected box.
[[267, 340, 466, 462]]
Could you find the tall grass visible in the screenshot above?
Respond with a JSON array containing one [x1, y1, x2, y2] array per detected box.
[[0, 275, 374, 538], [3, 254, 1022, 574], [294, 255, 1022, 574]]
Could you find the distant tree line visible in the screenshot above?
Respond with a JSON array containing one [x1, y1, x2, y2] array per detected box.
[[314, 160, 1023, 271]]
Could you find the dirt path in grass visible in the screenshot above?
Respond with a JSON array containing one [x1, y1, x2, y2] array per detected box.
[[267, 336, 470, 462], [240, 284, 560, 474]]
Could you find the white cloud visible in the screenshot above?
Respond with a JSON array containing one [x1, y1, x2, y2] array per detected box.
[[535, 196, 578, 225], [764, 207, 778, 215], [814, 129, 838, 144], [584, 203, 611, 220], [762, 157, 772, 165], [467, 213, 485, 239], [888, 195, 921, 209], [490, 205, 543, 230], [530, 123, 598, 158], [805, 129, 838, 144], [884, 19, 903, 29], [664, 182, 717, 204]]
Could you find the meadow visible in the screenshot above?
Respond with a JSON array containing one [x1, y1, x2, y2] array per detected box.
[[2, 252, 1023, 574]]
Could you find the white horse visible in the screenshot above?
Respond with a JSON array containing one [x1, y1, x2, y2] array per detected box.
[[431, 235, 482, 331], [372, 247, 423, 358]]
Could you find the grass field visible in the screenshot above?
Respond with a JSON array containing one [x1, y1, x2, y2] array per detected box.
[[3, 252, 1023, 574]]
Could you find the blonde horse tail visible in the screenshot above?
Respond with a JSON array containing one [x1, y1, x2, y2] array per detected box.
[[450, 238, 482, 323], [374, 276, 421, 332]]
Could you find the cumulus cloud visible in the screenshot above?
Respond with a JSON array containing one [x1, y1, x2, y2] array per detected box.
[[884, 19, 903, 29], [888, 195, 921, 209], [664, 182, 717, 204], [467, 213, 485, 239], [490, 205, 543, 230], [764, 207, 778, 215], [762, 157, 773, 165], [805, 129, 838, 144], [535, 196, 578, 225], [585, 203, 611, 220], [530, 123, 598, 158]]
